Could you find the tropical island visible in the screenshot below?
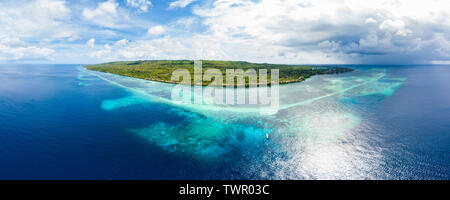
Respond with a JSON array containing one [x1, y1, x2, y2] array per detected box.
[[85, 60, 354, 86]]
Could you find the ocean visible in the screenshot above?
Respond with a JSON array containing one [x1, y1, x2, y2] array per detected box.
[[0, 64, 448, 179]]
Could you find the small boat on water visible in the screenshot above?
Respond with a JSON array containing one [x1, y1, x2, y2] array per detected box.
[[266, 133, 269, 139]]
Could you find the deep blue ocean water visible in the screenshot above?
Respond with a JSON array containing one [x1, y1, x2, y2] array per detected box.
[[0, 64, 448, 180]]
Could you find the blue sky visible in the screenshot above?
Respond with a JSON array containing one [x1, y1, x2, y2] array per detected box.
[[0, 0, 449, 64]]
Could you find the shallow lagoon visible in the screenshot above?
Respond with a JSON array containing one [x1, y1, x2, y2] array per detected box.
[[0, 64, 448, 179]]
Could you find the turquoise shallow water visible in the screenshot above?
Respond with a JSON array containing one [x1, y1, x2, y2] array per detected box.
[[0, 64, 448, 179], [79, 65, 448, 179]]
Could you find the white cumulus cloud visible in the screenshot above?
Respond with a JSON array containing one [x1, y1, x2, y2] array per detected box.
[[147, 25, 165, 36], [82, 0, 120, 28], [365, 18, 377, 24], [189, 0, 450, 64], [87, 38, 96, 49], [379, 19, 412, 36], [1, 0, 450, 64], [169, 0, 198, 9], [115, 39, 129, 46], [0, 37, 54, 61], [126, 0, 152, 12]]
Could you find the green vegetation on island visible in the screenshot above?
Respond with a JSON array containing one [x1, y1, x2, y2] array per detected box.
[[85, 60, 354, 86]]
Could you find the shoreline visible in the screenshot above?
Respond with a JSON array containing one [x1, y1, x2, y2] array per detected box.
[[84, 67, 343, 87], [84, 60, 354, 87]]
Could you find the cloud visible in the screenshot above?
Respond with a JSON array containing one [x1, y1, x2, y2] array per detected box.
[[87, 34, 347, 65], [89, 44, 112, 58], [126, 0, 152, 12], [115, 39, 129, 46], [190, 0, 450, 64], [0, 0, 71, 39], [431, 60, 450, 64], [365, 18, 377, 24], [0, 37, 54, 61], [82, 0, 120, 28], [52, 31, 79, 42], [173, 17, 197, 29], [36, 0, 70, 19], [1, 0, 450, 64], [147, 25, 165, 36], [81, 0, 152, 30], [169, 0, 198, 9], [87, 38, 96, 49], [82, 0, 118, 19], [87, 0, 450, 64], [379, 20, 412, 36], [0, 0, 70, 61]]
